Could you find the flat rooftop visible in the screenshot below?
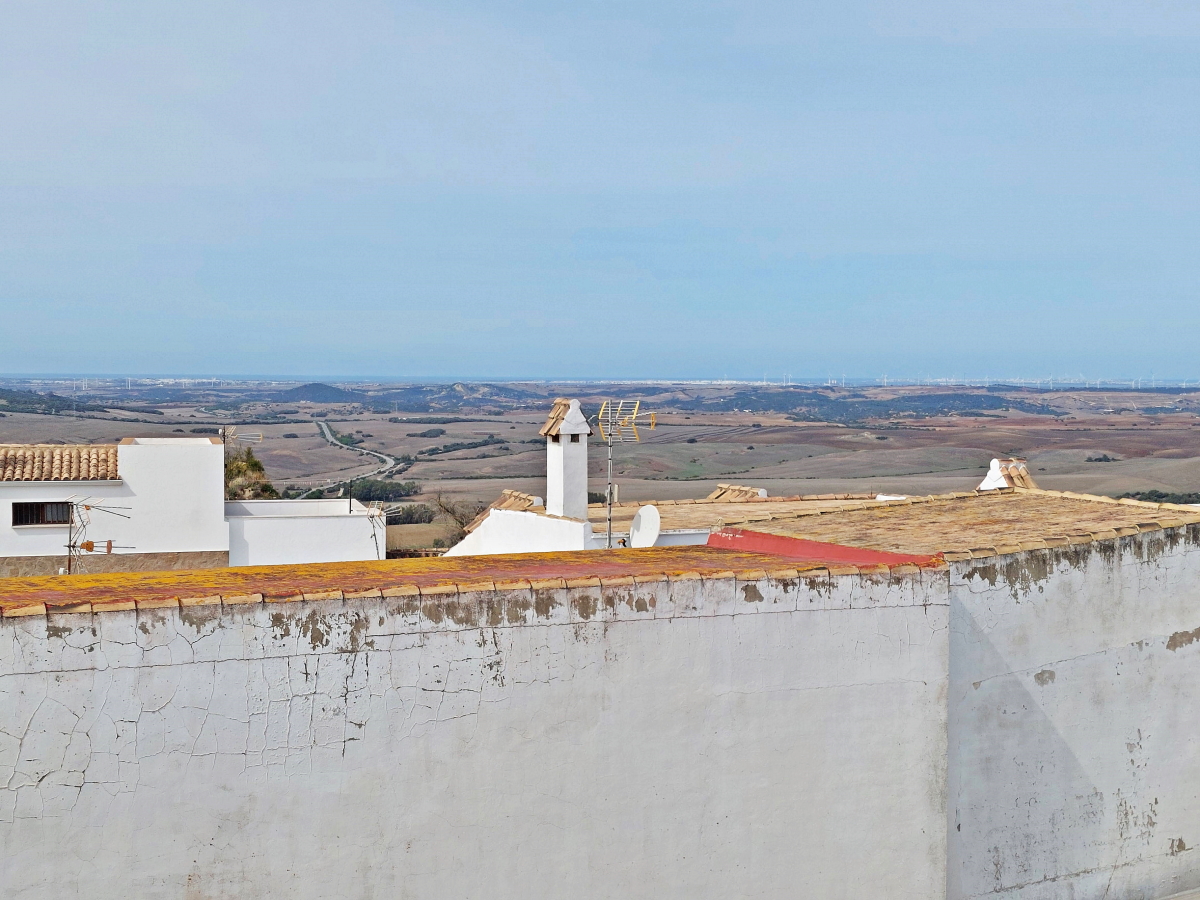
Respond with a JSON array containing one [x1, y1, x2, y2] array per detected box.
[[588, 494, 888, 533], [723, 488, 1200, 556]]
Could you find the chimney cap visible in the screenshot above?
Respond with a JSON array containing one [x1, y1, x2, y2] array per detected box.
[[540, 398, 593, 437]]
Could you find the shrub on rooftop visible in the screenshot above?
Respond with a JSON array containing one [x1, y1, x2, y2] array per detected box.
[[225, 446, 280, 500]]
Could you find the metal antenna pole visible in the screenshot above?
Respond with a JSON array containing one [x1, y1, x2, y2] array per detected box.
[[606, 430, 614, 549], [592, 400, 654, 551], [66, 514, 75, 575]]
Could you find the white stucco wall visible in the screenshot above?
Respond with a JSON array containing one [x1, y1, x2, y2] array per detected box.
[[225, 500, 383, 566], [0, 569, 949, 899], [118, 439, 227, 554], [446, 507, 594, 556], [948, 526, 1200, 900], [0, 438, 227, 560]]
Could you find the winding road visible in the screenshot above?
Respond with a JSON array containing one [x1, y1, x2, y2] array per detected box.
[[315, 421, 401, 482]]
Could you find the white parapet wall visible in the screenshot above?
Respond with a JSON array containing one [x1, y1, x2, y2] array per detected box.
[[947, 526, 1200, 900], [0, 568, 950, 898], [224, 499, 383, 566]]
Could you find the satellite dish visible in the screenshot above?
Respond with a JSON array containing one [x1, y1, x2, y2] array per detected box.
[[628, 505, 661, 548]]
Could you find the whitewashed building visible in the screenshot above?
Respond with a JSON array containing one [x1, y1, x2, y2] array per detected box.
[[0, 437, 383, 576], [449, 397, 906, 556]]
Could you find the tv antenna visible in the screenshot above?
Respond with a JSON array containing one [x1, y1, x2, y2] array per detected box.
[[220, 425, 263, 452], [593, 400, 656, 549], [64, 498, 132, 574]]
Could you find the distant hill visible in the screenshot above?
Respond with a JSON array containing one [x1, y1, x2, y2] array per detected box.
[[273, 383, 367, 403], [372, 382, 544, 412], [674, 388, 1054, 422], [0, 388, 108, 415]]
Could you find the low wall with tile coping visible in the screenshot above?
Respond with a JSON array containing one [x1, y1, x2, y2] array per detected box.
[[948, 525, 1200, 900], [0, 567, 950, 900]]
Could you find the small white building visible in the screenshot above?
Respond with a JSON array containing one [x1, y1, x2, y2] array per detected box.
[[225, 498, 383, 566], [0, 437, 382, 576], [449, 398, 905, 557]]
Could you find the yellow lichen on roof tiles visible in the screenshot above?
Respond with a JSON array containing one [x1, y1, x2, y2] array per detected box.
[[0, 547, 834, 616], [0, 444, 119, 482], [741, 489, 1200, 555]]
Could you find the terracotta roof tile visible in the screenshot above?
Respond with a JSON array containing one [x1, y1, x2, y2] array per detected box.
[[705, 484, 767, 501], [539, 398, 594, 437], [587, 495, 890, 532], [0, 546, 844, 617], [465, 489, 545, 533], [0, 444, 118, 481]]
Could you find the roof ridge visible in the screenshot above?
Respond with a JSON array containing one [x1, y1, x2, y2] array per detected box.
[[1016, 486, 1200, 513]]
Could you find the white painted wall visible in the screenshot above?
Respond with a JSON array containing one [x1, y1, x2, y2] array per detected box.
[[1, 440, 384, 569], [225, 499, 383, 565], [0, 438, 227, 559], [445, 507, 593, 556], [0, 570, 949, 899], [118, 438, 227, 553], [948, 528, 1200, 900], [545, 399, 590, 520]]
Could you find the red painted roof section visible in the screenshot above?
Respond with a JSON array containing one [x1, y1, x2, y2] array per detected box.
[[707, 528, 943, 568]]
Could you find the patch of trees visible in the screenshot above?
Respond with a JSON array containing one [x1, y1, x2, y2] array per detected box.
[[408, 428, 447, 438], [674, 388, 1053, 422], [190, 427, 220, 434], [386, 503, 436, 525], [0, 388, 108, 415], [329, 427, 363, 446], [1117, 490, 1200, 505], [388, 416, 483, 425], [418, 435, 505, 456], [1086, 454, 1119, 462], [350, 479, 421, 502]]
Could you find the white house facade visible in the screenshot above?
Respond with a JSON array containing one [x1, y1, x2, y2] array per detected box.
[[0, 437, 382, 576]]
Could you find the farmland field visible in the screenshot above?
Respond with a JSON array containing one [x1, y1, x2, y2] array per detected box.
[[3, 379, 1199, 511]]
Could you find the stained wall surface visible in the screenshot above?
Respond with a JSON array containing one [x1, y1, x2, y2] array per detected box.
[[0, 550, 230, 578], [948, 526, 1200, 900], [0, 571, 949, 899]]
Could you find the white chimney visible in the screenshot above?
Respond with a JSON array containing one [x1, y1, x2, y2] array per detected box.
[[542, 398, 591, 519]]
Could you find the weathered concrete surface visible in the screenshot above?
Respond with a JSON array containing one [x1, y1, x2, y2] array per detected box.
[[0, 550, 230, 578], [948, 526, 1200, 900], [0, 570, 948, 898]]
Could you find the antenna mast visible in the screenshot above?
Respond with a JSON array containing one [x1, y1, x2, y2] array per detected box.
[[64, 499, 132, 574], [593, 400, 656, 549]]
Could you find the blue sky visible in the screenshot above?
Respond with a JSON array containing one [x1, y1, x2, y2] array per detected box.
[[2, 0, 1198, 380]]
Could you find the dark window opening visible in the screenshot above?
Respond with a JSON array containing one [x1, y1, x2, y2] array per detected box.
[[570, 434, 580, 443], [12, 502, 73, 526], [551, 434, 560, 443]]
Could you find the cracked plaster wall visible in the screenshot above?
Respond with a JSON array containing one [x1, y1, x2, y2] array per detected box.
[[0, 569, 948, 899], [948, 526, 1200, 900]]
